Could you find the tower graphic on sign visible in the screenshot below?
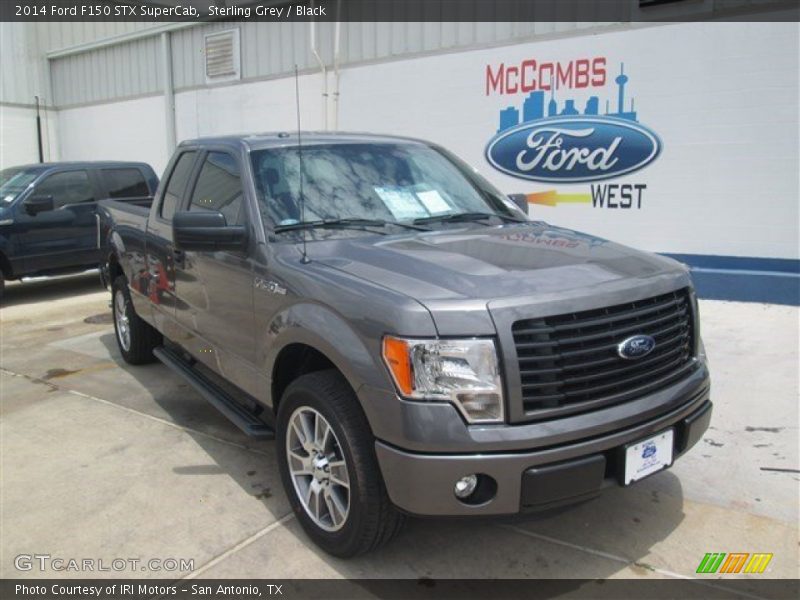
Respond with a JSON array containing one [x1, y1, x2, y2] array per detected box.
[[497, 63, 638, 132]]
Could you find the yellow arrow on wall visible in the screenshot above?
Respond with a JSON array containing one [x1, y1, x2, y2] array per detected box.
[[526, 190, 592, 207]]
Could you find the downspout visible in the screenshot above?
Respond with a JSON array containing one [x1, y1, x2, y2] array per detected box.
[[34, 96, 43, 163], [309, 13, 328, 131], [161, 32, 176, 156], [332, 0, 342, 131]]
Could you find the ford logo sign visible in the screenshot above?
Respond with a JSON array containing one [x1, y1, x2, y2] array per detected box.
[[617, 335, 656, 360], [642, 442, 657, 459], [485, 116, 661, 183]]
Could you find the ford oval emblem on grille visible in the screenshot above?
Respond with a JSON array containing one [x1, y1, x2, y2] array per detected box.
[[618, 335, 656, 360]]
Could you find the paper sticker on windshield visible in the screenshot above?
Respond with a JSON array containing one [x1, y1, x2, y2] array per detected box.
[[374, 186, 428, 220], [415, 190, 452, 215]]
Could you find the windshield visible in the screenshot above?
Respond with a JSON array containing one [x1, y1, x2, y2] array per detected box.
[[0, 167, 46, 205], [250, 143, 516, 235]]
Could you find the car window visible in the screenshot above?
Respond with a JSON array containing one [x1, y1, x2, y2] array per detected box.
[[102, 168, 149, 199], [250, 143, 510, 229], [160, 151, 197, 220], [34, 170, 94, 208], [0, 167, 46, 204], [189, 152, 244, 226]]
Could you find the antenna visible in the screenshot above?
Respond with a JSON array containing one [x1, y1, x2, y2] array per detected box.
[[294, 64, 310, 264]]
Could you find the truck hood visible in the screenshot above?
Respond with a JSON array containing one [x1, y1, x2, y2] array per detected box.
[[312, 222, 686, 304]]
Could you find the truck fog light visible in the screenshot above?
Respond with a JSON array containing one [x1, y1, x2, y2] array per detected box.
[[454, 474, 478, 499]]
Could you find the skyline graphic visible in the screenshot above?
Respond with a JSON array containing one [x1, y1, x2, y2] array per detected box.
[[497, 63, 638, 132]]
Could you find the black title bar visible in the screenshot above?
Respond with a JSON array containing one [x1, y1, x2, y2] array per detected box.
[[2, 578, 800, 599], [1, 0, 799, 22]]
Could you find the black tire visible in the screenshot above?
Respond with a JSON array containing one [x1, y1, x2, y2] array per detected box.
[[276, 369, 405, 557], [112, 275, 162, 365], [0, 276, 4, 304]]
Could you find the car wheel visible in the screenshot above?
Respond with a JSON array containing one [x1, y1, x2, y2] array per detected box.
[[276, 369, 405, 557], [112, 275, 161, 365]]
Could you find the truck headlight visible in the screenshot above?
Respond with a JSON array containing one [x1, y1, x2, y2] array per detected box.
[[382, 336, 504, 423]]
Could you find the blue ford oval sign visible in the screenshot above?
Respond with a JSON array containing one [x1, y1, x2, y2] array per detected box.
[[485, 116, 661, 183], [617, 335, 657, 360]]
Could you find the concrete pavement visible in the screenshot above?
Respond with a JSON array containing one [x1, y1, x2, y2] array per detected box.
[[1, 274, 797, 589]]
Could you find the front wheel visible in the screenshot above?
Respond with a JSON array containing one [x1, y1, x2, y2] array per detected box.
[[112, 275, 161, 364], [276, 370, 405, 557]]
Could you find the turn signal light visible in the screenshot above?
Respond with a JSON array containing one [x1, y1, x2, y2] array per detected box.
[[382, 336, 413, 395]]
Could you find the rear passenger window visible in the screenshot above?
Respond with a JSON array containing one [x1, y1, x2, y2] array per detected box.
[[160, 151, 197, 220], [103, 168, 149, 199], [189, 152, 244, 225]]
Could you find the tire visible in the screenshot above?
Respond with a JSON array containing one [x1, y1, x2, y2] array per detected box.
[[276, 369, 405, 557], [112, 275, 162, 365], [0, 276, 4, 304]]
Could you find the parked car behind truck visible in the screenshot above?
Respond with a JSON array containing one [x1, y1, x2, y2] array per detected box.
[[99, 133, 712, 557], [0, 161, 158, 300]]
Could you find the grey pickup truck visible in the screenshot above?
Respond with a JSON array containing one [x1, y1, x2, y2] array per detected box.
[[99, 133, 711, 557]]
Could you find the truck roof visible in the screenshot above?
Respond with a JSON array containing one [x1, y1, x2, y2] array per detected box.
[[6, 160, 152, 171], [177, 131, 431, 152]]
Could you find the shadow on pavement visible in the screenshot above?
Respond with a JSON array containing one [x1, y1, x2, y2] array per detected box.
[[2, 272, 103, 308]]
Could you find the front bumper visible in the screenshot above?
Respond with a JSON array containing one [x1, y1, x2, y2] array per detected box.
[[375, 384, 711, 516]]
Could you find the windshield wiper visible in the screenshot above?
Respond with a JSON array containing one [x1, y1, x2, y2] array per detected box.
[[274, 218, 389, 234], [413, 212, 526, 226], [274, 218, 429, 234]]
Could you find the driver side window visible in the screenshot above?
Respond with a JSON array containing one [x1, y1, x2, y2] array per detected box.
[[35, 170, 94, 208], [189, 152, 244, 226]]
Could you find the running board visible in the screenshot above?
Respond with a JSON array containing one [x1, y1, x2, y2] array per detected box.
[[153, 346, 275, 439]]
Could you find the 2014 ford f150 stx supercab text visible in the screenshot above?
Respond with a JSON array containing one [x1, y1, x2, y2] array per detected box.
[[99, 133, 711, 557]]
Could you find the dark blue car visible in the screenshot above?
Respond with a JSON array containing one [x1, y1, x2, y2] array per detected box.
[[0, 161, 158, 300]]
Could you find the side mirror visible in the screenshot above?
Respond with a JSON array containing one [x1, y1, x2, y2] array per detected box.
[[24, 195, 54, 215], [173, 211, 246, 252], [507, 194, 529, 215]]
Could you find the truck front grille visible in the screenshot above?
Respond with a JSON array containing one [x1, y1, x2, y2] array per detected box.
[[512, 288, 696, 419]]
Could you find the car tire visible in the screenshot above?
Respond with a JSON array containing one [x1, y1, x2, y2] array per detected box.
[[276, 369, 405, 557], [112, 275, 162, 365], [0, 276, 4, 303]]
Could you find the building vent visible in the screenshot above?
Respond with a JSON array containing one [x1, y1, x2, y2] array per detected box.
[[205, 29, 240, 82]]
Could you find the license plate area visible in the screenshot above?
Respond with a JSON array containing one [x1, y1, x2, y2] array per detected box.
[[623, 429, 674, 485]]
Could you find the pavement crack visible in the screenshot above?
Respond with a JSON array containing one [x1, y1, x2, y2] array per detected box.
[[0, 367, 272, 457], [180, 512, 295, 580]]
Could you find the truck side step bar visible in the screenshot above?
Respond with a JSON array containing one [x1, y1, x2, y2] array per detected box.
[[153, 346, 275, 440]]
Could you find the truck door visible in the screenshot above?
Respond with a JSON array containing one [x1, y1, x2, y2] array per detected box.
[[172, 150, 258, 395], [144, 150, 198, 341], [15, 169, 98, 273]]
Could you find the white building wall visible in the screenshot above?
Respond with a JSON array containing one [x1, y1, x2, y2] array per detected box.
[[0, 105, 59, 168], [335, 21, 799, 259], [174, 72, 326, 143], [57, 95, 170, 175]]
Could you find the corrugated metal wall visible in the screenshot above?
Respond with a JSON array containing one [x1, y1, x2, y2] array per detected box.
[[51, 36, 163, 106], [46, 21, 603, 108], [0, 22, 43, 106], [0, 22, 160, 107], [2, 0, 792, 109]]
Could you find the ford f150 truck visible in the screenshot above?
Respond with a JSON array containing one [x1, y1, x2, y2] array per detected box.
[[99, 133, 711, 557], [0, 161, 158, 301]]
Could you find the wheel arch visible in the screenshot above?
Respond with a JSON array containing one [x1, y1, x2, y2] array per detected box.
[[265, 303, 390, 413]]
